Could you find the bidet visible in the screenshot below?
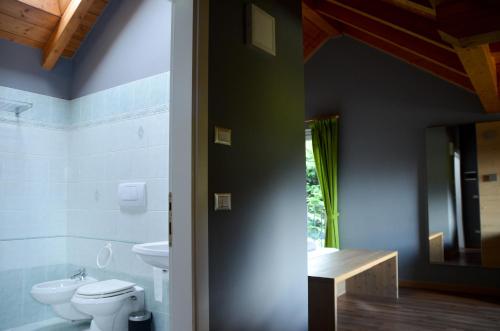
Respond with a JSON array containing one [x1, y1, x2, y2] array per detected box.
[[31, 276, 98, 321]]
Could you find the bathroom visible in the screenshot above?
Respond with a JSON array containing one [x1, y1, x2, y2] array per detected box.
[[0, 0, 173, 330]]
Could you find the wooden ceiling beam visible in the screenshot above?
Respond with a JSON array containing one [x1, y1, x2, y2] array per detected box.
[[379, 0, 436, 19], [42, 0, 96, 69], [340, 23, 474, 92], [454, 45, 500, 112], [318, 0, 453, 51], [316, 3, 466, 75], [435, 0, 500, 47]]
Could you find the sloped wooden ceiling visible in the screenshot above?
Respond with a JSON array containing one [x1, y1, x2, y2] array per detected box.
[[303, 0, 500, 113], [0, 0, 108, 70]]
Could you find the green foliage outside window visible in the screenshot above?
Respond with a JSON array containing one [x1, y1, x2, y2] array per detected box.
[[306, 139, 326, 248]]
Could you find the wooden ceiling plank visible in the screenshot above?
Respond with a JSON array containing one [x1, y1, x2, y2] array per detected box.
[[65, 37, 81, 51], [58, 0, 71, 13], [0, 0, 60, 30], [317, 4, 465, 75], [492, 52, 500, 65], [303, 17, 332, 62], [436, 0, 500, 47], [336, 19, 466, 77], [43, 0, 97, 69], [303, 3, 340, 37], [341, 24, 474, 92], [62, 48, 75, 58], [64, 2, 108, 57], [17, 0, 61, 16], [0, 28, 45, 48], [454, 45, 500, 112], [0, 12, 52, 43], [318, 0, 453, 51], [490, 42, 500, 53], [80, 12, 99, 28], [88, 0, 108, 16], [380, 0, 436, 19]]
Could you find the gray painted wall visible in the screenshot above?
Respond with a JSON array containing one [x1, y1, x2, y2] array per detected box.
[[208, 1, 308, 330], [0, 40, 72, 99], [71, 0, 171, 98], [305, 36, 500, 287]]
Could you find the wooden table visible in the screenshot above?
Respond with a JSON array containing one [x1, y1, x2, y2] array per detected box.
[[308, 249, 398, 331]]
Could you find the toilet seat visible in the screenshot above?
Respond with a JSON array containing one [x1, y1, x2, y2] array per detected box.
[[75, 279, 135, 299]]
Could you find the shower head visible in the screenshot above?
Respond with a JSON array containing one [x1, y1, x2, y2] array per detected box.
[[0, 97, 33, 116]]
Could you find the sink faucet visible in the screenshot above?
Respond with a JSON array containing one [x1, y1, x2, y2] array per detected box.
[[70, 268, 87, 281]]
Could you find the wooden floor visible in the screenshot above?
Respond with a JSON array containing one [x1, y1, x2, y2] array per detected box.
[[338, 288, 500, 331]]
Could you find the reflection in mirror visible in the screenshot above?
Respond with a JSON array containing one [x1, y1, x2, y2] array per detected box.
[[426, 121, 500, 268]]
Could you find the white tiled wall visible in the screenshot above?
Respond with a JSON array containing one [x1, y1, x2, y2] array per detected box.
[[0, 86, 70, 128], [0, 72, 170, 329], [66, 111, 169, 277], [0, 122, 68, 243]]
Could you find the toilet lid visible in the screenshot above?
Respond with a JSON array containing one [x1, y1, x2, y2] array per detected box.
[[77, 279, 135, 297]]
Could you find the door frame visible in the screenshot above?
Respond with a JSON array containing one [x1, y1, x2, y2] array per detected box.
[[169, 0, 209, 330]]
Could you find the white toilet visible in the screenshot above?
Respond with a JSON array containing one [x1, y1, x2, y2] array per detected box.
[[71, 279, 144, 331], [31, 277, 98, 321]]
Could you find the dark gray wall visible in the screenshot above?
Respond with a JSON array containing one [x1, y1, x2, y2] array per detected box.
[[71, 0, 171, 98], [209, 1, 308, 330], [305, 36, 500, 287], [0, 40, 72, 99]]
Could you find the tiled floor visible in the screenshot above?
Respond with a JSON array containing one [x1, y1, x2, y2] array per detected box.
[[5, 318, 89, 331]]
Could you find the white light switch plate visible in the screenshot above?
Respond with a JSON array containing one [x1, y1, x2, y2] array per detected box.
[[214, 193, 232, 211]]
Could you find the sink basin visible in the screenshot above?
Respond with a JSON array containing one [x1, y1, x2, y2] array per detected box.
[[132, 241, 169, 270]]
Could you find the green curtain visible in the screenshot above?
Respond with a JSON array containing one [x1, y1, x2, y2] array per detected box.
[[311, 118, 339, 248]]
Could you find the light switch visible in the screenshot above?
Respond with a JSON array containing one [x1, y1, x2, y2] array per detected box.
[[214, 193, 231, 211], [215, 126, 232, 146], [483, 174, 498, 182]]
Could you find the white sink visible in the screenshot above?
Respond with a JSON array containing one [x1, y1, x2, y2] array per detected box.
[[132, 241, 169, 270]]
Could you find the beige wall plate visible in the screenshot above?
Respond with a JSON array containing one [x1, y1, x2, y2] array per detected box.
[[214, 193, 232, 211], [215, 126, 232, 145], [247, 4, 276, 56]]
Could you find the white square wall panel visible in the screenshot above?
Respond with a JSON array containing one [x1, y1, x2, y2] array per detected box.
[[247, 4, 276, 56], [118, 182, 147, 211]]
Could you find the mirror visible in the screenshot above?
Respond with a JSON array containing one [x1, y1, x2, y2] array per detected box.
[[426, 120, 500, 268]]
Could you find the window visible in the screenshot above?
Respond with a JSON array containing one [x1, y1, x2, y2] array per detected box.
[[306, 130, 326, 248]]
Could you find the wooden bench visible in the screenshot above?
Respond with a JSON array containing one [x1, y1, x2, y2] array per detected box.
[[308, 249, 398, 331]]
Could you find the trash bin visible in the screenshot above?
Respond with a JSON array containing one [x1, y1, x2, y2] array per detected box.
[[129, 310, 152, 331]]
